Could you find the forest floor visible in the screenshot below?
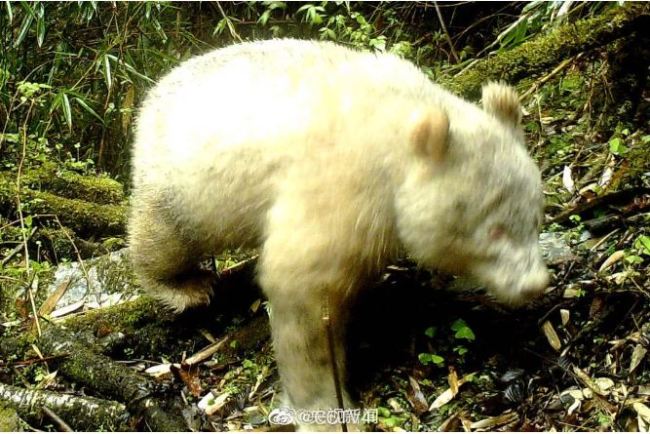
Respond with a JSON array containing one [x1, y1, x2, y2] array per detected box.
[[1, 36, 649, 433]]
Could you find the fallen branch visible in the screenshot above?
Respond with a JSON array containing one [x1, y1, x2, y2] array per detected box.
[[36, 324, 189, 431], [547, 187, 650, 225], [0, 382, 129, 431], [42, 406, 74, 432]]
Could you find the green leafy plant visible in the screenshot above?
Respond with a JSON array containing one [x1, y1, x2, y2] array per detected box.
[[634, 235, 650, 256], [419, 319, 476, 367], [297, 3, 325, 25], [608, 137, 628, 156], [418, 352, 445, 367], [451, 319, 476, 341], [424, 326, 437, 338]]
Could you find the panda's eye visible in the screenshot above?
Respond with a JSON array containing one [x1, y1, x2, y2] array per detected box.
[[489, 224, 508, 240]]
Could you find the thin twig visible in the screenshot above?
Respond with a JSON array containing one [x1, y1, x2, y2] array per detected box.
[[323, 304, 347, 432], [216, 2, 243, 42], [1, 226, 37, 266], [217, 254, 259, 277], [589, 228, 621, 252], [1, 353, 69, 368], [28, 275, 42, 337], [452, 58, 480, 78], [434, 1, 460, 63], [16, 100, 42, 337], [42, 406, 73, 432], [0, 214, 63, 232], [520, 54, 581, 100], [184, 336, 229, 366], [53, 215, 91, 294]]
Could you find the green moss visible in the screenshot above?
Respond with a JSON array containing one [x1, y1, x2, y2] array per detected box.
[[0, 175, 126, 238], [38, 227, 79, 258], [444, 3, 649, 98], [61, 297, 155, 332], [23, 161, 124, 205], [59, 297, 177, 356], [101, 237, 127, 251], [0, 406, 22, 431], [26, 190, 126, 236]]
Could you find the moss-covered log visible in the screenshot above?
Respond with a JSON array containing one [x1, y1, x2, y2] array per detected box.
[[444, 3, 650, 98], [0, 383, 129, 431], [0, 174, 126, 238], [0, 224, 123, 263], [56, 297, 181, 357], [36, 323, 189, 431], [56, 297, 270, 360], [22, 162, 125, 205], [0, 260, 267, 431], [55, 259, 266, 359]]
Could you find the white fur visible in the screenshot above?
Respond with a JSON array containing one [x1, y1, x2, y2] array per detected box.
[[132, 39, 547, 306], [129, 39, 549, 430]]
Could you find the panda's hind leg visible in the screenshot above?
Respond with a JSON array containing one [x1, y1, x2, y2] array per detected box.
[[128, 194, 214, 312]]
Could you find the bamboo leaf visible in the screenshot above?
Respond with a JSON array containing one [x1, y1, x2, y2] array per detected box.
[[36, 15, 45, 47], [106, 54, 154, 83], [103, 54, 112, 90], [49, 92, 61, 113], [14, 12, 34, 47], [74, 97, 104, 125], [61, 92, 72, 131], [258, 10, 271, 26], [5, 1, 13, 24], [21, 1, 36, 18], [213, 18, 228, 36]]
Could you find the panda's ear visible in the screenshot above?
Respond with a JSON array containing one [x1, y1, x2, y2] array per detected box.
[[410, 108, 449, 163], [482, 81, 522, 128]]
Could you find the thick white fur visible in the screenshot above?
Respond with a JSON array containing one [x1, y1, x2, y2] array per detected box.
[[129, 39, 549, 431], [482, 81, 523, 129]]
